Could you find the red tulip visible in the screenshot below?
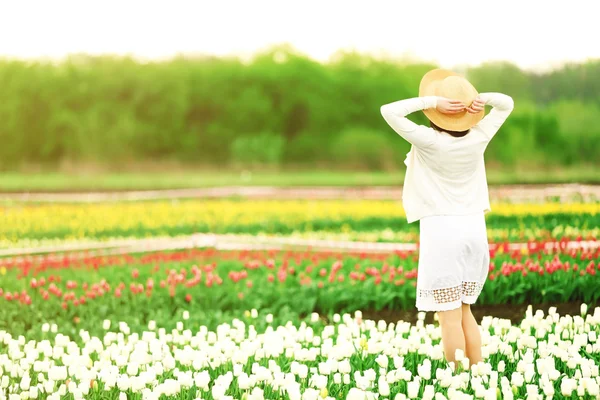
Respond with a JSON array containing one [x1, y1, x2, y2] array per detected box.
[[277, 269, 287, 283], [332, 261, 342, 272], [185, 294, 192, 303]]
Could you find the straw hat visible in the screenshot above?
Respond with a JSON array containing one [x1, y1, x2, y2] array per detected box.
[[419, 69, 484, 132]]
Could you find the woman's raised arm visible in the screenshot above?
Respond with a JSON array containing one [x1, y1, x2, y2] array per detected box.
[[380, 96, 465, 148]]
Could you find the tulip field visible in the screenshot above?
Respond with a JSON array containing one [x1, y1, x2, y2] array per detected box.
[[1, 198, 600, 399], [0, 200, 599, 248]]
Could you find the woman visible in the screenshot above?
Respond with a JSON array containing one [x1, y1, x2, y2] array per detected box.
[[380, 69, 514, 369]]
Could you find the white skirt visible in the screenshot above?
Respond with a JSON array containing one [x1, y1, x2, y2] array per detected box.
[[416, 212, 489, 312]]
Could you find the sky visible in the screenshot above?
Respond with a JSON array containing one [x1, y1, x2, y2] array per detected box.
[[0, 0, 599, 71]]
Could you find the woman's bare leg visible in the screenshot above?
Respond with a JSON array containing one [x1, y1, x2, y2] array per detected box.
[[461, 303, 482, 365], [437, 307, 466, 367]]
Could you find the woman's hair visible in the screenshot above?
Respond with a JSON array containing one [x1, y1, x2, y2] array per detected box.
[[430, 121, 470, 137]]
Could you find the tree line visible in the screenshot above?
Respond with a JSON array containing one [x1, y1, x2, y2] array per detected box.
[[0, 46, 598, 171]]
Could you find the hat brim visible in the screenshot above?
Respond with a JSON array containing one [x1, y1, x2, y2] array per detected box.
[[419, 69, 484, 132]]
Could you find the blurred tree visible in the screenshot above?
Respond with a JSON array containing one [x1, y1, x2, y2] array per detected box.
[[0, 49, 598, 171]]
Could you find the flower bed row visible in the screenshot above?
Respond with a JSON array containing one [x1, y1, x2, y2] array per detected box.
[[0, 306, 599, 399], [1, 200, 598, 247], [1, 245, 599, 338]]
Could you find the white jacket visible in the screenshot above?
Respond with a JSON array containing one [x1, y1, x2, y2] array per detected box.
[[380, 93, 514, 223]]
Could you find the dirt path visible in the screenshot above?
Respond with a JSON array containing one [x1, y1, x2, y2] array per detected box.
[[1, 233, 597, 259], [1, 184, 598, 202]]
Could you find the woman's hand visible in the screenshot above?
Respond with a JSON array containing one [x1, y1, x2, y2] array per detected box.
[[436, 98, 466, 114], [467, 96, 486, 114]]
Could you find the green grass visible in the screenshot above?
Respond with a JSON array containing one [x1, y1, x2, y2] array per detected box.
[[0, 166, 598, 192]]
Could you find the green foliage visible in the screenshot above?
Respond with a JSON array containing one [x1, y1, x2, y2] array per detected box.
[[230, 133, 285, 166], [330, 128, 396, 170], [0, 50, 599, 170]]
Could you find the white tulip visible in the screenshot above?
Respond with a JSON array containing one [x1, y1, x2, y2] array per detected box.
[[48, 366, 67, 382], [417, 359, 431, 380], [561, 378, 575, 396], [524, 367, 535, 383], [28, 386, 39, 399], [338, 360, 351, 374], [19, 374, 31, 391], [297, 364, 308, 379], [422, 385, 434, 400], [44, 379, 54, 393], [393, 356, 404, 369], [364, 369, 376, 382], [249, 387, 264, 400], [407, 380, 420, 399], [331, 373, 340, 384], [375, 354, 388, 369], [587, 379, 600, 396], [378, 376, 390, 397], [511, 372, 524, 387], [343, 374, 350, 385], [454, 349, 465, 362], [195, 371, 210, 390], [542, 381, 555, 396], [342, 388, 362, 400], [497, 360, 505, 373], [474, 383, 486, 399]]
